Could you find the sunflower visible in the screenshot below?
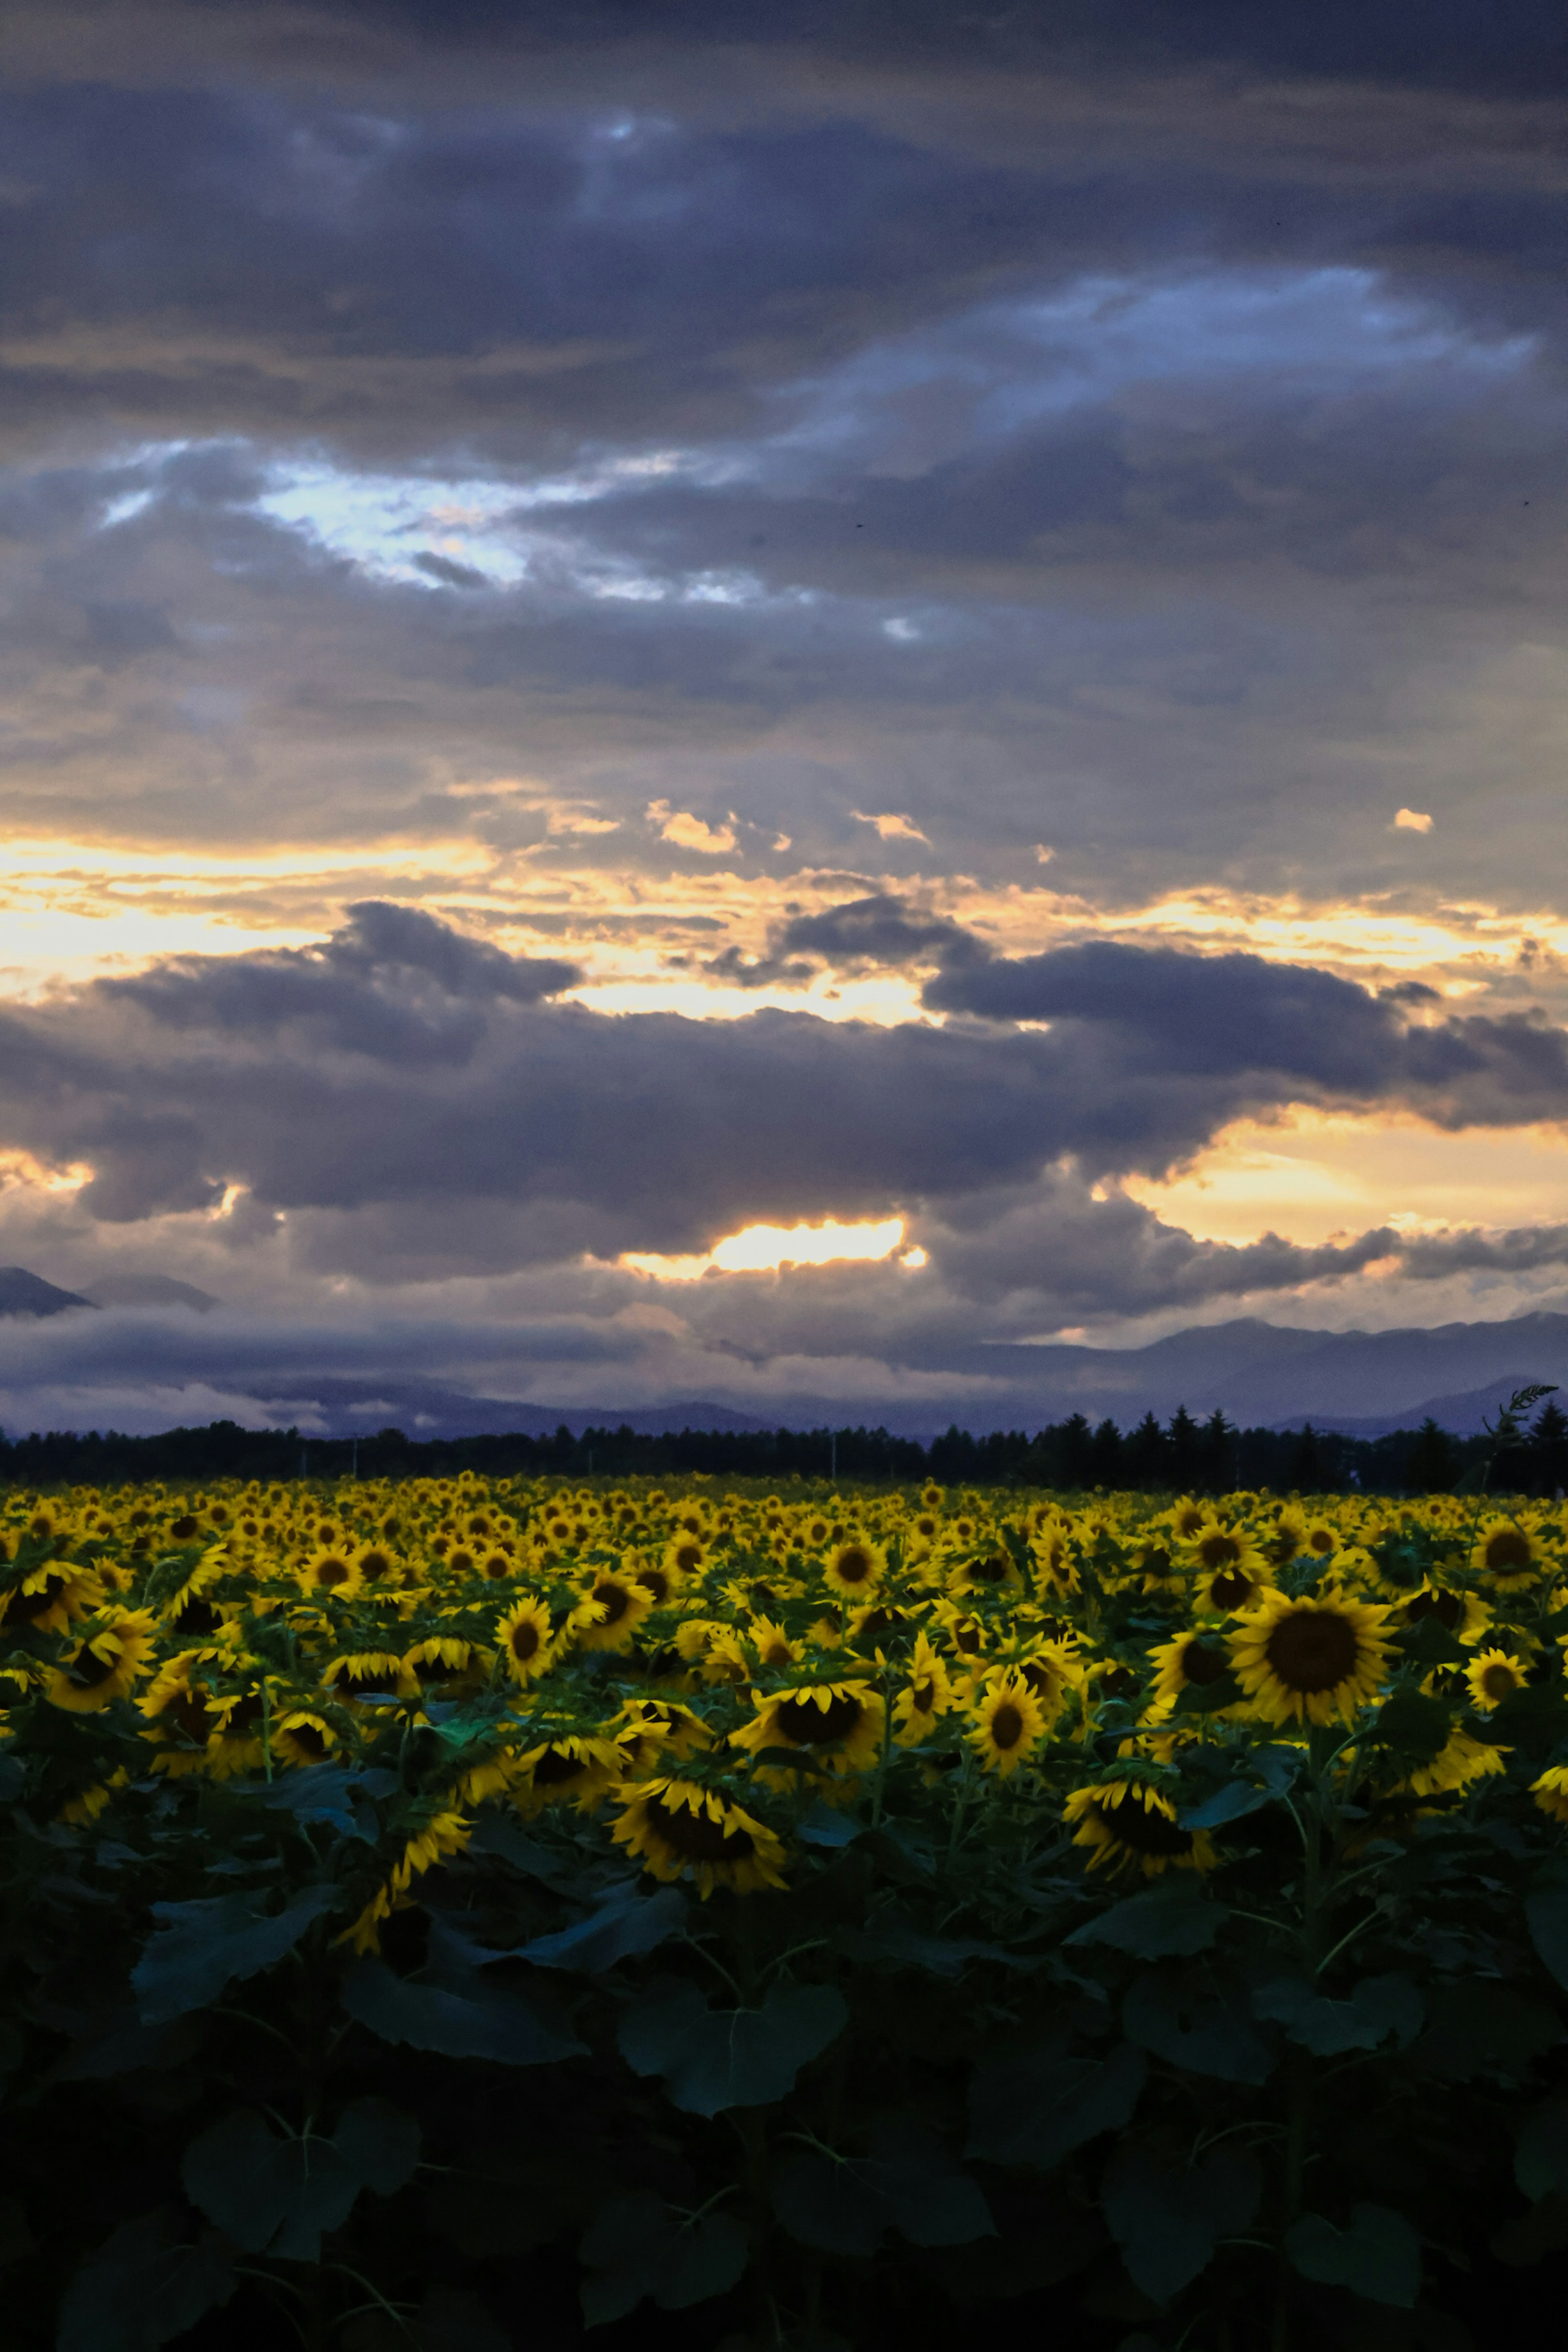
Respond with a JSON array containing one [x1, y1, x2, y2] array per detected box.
[[664, 1533, 708, 1583], [1464, 1647, 1529, 1712], [1384, 1725, 1506, 1802], [1228, 1587, 1392, 1726], [0, 1560, 103, 1637], [1029, 1528, 1080, 1598], [1064, 1780, 1218, 1878], [496, 1598, 556, 1686], [46, 1609, 158, 1713], [1531, 1766, 1568, 1825], [575, 1572, 653, 1653], [1149, 1629, 1236, 1710], [731, 1680, 886, 1778], [748, 1616, 803, 1672], [297, 1550, 363, 1603], [512, 1733, 624, 1816], [891, 1633, 954, 1746], [1132, 1540, 1186, 1597], [1471, 1517, 1547, 1590], [1169, 1499, 1209, 1543], [1301, 1521, 1340, 1562], [1262, 1509, 1309, 1569], [1015, 1640, 1080, 1727], [611, 1775, 789, 1898], [272, 1709, 337, 1766], [322, 1650, 414, 1701], [403, 1636, 480, 1694], [822, 1538, 885, 1601], [1398, 1583, 1491, 1646], [353, 1544, 402, 1586], [967, 1674, 1047, 1776], [1194, 1546, 1275, 1617]]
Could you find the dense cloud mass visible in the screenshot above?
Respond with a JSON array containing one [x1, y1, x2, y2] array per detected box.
[[0, 0, 1566, 1428]]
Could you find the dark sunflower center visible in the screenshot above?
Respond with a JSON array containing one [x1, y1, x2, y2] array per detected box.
[[911, 1679, 935, 1711], [1208, 1568, 1256, 1610], [1406, 1589, 1462, 1628], [67, 1642, 122, 1690], [176, 1597, 222, 1635], [594, 1581, 634, 1624], [1308, 1531, 1334, 1555], [1140, 1547, 1176, 1578], [314, 1557, 351, 1587], [673, 1544, 703, 1573], [1180, 1641, 1231, 1687], [287, 1723, 330, 1760], [510, 1619, 543, 1662], [855, 1608, 894, 1640], [970, 1555, 1009, 1583], [1099, 1667, 1138, 1699], [169, 1515, 199, 1541], [775, 1693, 864, 1744], [990, 1702, 1025, 1751], [637, 1570, 670, 1604], [165, 1691, 211, 1740], [1265, 1609, 1360, 1693], [532, 1746, 587, 1785], [834, 1547, 874, 1584], [7, 1574, 67, 1621], [344, 1667, 400, 1697], [1197, 1533, 1242, 1570], [1485, 1530, 1532, 1573], [1094, 1797, 1193, 1857], [1481, 1663, 1519, 1700], [1021, 1659, 1058, 1697], [646, 1793, 756, 1863], [448, 1550, 475, 1575], [359, 1551, 392, 1580], [954, 1626, 982, 1655]]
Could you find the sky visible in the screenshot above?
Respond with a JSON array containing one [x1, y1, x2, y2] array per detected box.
[[2, 0, 1568, 1435]]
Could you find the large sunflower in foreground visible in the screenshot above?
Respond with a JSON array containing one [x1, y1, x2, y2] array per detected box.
[[611, 1775, 789, 1897], [1228, 1586, 1392, 1726], [730, 1680, 886, 1781], [1064, 1780, 1217, 1878]]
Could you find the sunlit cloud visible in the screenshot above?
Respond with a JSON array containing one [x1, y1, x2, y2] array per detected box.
[[853, 810, 930, 843], [621, 1215, 909, 1281], [646, 801, 738, 855], [1393, 808, 1435, 834]]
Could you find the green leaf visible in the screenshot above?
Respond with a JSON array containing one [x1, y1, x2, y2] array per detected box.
[[838, 1913, 1019, 1977], [1171, 1672, 1243, 1715], [180, 2109, 298, 2253], [1516, 2104, 1568, 2202], [1176, 1780, 1274, 1831], [1067, 1882, 1229, 1960], [1254, 1972, 1423, 2056], [1526, 1880, 1568, 1992], [332, 2097, 422, 2197], [519, 1882, 688, 1971], [1123, 1968, 1276, 2084], [1286, 2204, 1420, 2307], [967, 2036, 1147, 2169], [797, 1801, 865, 1847], [1419, 1981, 1561, 2081], [57, 2211, 236, 2352], [133, 1884, 338, 2024], [1397, 1616, 1471, 1668], [617, 1977, 847, 2116], [579, 2191, 748, 2325], [341, 1958, 585, 2067], [1102, 2142, 1261, 2304], [773, 2125, 993, 2256], [1481, 1681, 1568, 1758], [1367, 1686, 1452, 1767]]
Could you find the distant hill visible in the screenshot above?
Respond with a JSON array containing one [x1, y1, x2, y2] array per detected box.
[[0, 1267, 96, 1318]]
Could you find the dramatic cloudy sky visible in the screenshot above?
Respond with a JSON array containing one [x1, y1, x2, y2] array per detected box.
[[2, 0, 1567, 1433]]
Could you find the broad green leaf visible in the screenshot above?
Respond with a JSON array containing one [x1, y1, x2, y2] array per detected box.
[[332, 2096, 422, 2197], [579, 2190, 748, 2325], [182, 2099, 421, 2263], [1254, 1973, 1423, 2056], [1419, 1982, 1560, 2082], [57, 2211, 235, 2352], [1516, 2104, 1568, 2201], [838, 1914, 1019, 1977], [1067, 1882, 1229, 1960], [1176, 1780, 1274, 1832], [1123, 1968, 1276, 2084], [773, 2125, 993, 2256], [519, 1881, 687, 1971], [1102, 2142, 1261, 2304], [1526, 1880, 1568, 1993], [180, 2109, 298, 2253], [1286, 2203, 1420, 2307], [1367, 1686, 1452, 1768], [133, 1884, 338, 2024], [797, 1801, 865, 1846], [341, 1958, 585, 2066], [617, 1977, 847, 2116], [967, 2036, 1147, 2169]]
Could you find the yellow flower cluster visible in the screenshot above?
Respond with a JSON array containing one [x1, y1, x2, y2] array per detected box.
[[3, 1473, 1567, 1927]]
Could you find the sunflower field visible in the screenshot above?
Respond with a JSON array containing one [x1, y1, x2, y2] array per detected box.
[[6, 1465, 1568, 2352]]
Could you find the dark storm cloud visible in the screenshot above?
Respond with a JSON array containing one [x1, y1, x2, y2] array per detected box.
[[3, 908, 1568, 1247]]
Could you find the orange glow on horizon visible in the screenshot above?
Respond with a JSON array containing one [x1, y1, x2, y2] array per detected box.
[[620, 1215, 909, 1280]]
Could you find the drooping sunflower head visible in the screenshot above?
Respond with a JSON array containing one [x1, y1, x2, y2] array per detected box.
[[323, 1651, 413, 1702], [512, 1733, 624, 1816], [271, 1709, 337, 1766], [892, 1633, 953, 1746], [1064, 1779, 1217, 1878], [732, 1679, 885, 1774], [1149, 1629, 1236, 1709], [1228, 1586, 1392, 1727], [748, 1616, 801, 1671], [1471, 1518, 1546, 1590], [1531, 1765, 1568, 1826], [1, 1560, 104, 1637], [46, 1609, 158, 1713], [1399, 1583, 1490, 1646], [610, 1775, 789, 1898]]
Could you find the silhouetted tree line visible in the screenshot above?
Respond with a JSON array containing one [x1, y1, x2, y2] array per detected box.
[[2, 1397, 1567, 1494]]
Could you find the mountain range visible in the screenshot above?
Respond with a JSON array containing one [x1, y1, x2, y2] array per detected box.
[[2, 1267, 1564, 1439]]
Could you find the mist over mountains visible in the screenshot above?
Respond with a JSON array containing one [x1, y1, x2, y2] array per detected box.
[[1, 1266, 1563, 1440]]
